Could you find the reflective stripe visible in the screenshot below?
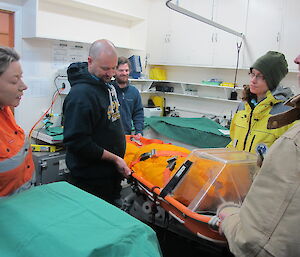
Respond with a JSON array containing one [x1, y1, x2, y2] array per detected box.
[[0, 149, 35, 197], [9, 171, 36, 197], [0, 172, 36, 199], [0, 139, 30, 173]]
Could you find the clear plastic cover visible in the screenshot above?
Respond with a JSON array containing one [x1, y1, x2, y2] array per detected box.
[[171, 148, 258, 214]]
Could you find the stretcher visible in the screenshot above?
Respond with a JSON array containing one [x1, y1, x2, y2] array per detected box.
[[125, 148, 258, 244]]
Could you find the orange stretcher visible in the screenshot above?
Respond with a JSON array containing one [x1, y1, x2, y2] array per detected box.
[[128, 148, 258, 243]]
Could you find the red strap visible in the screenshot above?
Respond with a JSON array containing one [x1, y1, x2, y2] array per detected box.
[[163, 167, 172, 186], [153, 151, 188, 157], [126, 135, 168, 147]]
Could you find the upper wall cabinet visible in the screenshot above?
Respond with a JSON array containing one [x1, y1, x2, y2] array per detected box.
[[280, 0, 299, 72], [147, 0, 247, 68], [212, 0, 247, 68], [243, 0, 299, 71], [169, 0, 214, 66], [146, 0, 173, 64], [167, 0, 214, 67], [22, 0, 149, 50], [243, 0, 283, 68]]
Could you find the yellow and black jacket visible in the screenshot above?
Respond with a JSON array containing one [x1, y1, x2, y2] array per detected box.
[[227, 86, 295, 154]]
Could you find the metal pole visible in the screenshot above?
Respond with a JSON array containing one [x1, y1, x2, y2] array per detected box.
[[166, 0, 244, 38]]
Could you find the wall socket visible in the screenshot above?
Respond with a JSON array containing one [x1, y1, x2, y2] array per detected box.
[[56, 76, 70, 94]]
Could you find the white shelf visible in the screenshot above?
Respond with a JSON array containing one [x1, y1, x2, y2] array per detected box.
[[31, 129, 63, 144], [141, 91, 240, 103], [140, 91, 156, 94], [130, 79, 243, 90], [42, 0, 145, 22], [131, 79, 242, 101], [197, 84, 242, 91], [23, 0, 147, 50], [197, 96, 240, 103], [130, 79, 156, 82], [131, 78, 241, 118]]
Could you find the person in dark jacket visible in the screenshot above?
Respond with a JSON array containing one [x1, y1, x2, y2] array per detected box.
[[113, 57, 144, 137], [63, 39, 131, 205]]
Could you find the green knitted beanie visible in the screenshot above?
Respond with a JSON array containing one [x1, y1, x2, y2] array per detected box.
[[250, 51, 288, 91]]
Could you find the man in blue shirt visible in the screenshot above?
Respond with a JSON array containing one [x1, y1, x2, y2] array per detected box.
[[113, 57, 144, 138]]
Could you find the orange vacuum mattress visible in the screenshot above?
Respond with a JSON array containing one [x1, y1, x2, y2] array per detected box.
[[129, 148, 258, 243]]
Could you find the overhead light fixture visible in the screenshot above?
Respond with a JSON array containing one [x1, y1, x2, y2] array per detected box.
[[165, 0, 244, 38]]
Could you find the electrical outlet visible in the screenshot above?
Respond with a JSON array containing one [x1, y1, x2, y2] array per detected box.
[[56, 76, 70, 94]]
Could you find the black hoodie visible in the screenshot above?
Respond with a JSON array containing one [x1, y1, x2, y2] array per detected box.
[[63, 62, 125, 179]]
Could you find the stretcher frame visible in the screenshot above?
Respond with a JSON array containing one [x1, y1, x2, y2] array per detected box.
[[131, 172, 226, 244]]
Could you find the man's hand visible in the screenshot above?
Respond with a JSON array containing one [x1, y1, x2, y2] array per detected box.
[[101, 149, 132, 178], [134, 133, 142, 140], [114, 155, 132, 178]]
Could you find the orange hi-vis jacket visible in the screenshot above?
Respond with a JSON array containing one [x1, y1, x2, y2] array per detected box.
[[0, 106, 35, 197]]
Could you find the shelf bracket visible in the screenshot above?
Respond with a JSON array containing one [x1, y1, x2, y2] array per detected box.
[[165, 0, 244, 38]]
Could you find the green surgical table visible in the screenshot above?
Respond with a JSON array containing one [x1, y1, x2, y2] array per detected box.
[[0, 182, 162, 257]]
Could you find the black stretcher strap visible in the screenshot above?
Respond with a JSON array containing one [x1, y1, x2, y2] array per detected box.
[[160, 160, 193, 198]]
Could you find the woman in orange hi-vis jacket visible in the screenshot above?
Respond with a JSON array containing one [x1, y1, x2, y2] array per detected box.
[[0, 47, 35, 197]]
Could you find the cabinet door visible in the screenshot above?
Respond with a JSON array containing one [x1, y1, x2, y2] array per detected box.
[[280, 0, 300, 71], [168, 8, 214, 66], [243, 0, 283, 68], [147, 0, 172, 64], [212, 0, 248, 68], [148, 0, 247, 68], [168, 0, 214, 66]]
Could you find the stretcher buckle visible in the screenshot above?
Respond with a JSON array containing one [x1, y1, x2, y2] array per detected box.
[[167, 156, 177, 171], [140, 149, 157, 161]]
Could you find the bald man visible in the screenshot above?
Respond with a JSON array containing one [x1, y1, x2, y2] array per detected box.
[[63, 39, 131, 206]]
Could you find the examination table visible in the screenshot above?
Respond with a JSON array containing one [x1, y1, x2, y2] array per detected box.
[[0, 182, 162, 257], [144, 117, 231, 149]]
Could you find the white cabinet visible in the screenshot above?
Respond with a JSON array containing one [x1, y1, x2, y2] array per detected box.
[[167, 0, 214, 66], [147, 1, 214, 66], [243, 0, 284, 68], [212, 0, 247, 67], [129, 79, 241, 118], [280, 0, 300, 71], [146, 0, 173, 64], [147, 0, 247, 68], [22, 0, 148, 50], [243, 0, 300, 71]]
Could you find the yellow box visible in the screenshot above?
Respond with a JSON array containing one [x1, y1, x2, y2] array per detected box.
[[220, 82, 235, 88], [150, 96, 164, 116], [31, 144, 57, 152], [149, 67, 167, 80]]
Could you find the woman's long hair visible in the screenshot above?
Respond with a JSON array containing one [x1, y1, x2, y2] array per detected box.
[[242, 84, 257, 103]]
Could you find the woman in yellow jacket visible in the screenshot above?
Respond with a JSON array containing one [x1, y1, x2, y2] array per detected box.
[[0, 47, 35, 197], [227, 51, 294, 155]]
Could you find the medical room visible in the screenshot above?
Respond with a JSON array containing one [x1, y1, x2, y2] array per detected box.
[[1, 0, 300, 256]]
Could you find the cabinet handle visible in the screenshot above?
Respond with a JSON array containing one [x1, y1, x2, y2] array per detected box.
[[165, 33, 171, 43], [215, 33, 218, 43], [211, 33, 214, 42], [276, 32, 280, 42]]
